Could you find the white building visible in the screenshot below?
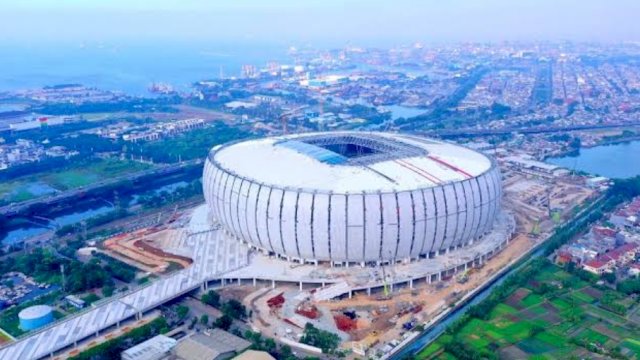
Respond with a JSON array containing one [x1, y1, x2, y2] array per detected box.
[[121, 334, 177, 360], [204, 131, 502, 265]]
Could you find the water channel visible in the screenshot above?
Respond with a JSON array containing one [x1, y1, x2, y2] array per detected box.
[[1, 179, 194, 246]]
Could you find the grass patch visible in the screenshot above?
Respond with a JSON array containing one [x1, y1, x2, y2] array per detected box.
[[517, 338, 554, 354], [621, 339, 640, 355], [569, 290, 595, 304], [489, 303, 518, 319], [521, 293, 544, 307], [502, 322, 534, 343], [1, 158, 153, 200], [535, 331, 566, 347], [465, 334, 492, 350], [550, 298, 571, 311], [586, 306, 628, 325], [576, 328, 609, 345], [415, 342, 442, 359], [46, 171, 98, 189]]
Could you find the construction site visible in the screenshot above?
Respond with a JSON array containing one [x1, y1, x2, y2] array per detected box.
[[102, 222, 193, 274]]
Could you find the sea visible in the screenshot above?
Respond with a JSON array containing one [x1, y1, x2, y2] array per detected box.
[[0, 41, 291, 96]]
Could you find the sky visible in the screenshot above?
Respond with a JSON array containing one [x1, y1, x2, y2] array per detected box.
[[1, 0, 640, 46]]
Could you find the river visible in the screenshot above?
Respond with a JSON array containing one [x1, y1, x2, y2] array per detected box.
[[547, 140, 640, 179], [1, 179, 194, 246], [384, 105, 427, 120]]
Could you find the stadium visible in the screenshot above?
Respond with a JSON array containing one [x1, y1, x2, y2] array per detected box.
[[203, 131, 503, 266], [0, 132, 515, 359]]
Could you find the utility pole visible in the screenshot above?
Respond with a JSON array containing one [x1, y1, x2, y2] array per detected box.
[[61, 264, 66, 292]]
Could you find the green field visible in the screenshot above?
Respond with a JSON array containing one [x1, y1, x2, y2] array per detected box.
[[0, 158, 152, 203], [419, 263, 640, 360]]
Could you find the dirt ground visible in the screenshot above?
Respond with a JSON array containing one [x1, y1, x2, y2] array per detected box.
[[317, 232, 537, 350], [242, 230, 539, 355], [103, 227, 190, 273]]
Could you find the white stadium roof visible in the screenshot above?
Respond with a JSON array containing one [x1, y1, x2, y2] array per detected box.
[[213, 132, 492, 193]]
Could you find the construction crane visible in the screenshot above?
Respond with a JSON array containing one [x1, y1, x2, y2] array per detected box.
[[279, 106, 307, 134], [530, 218, 541, 237], [381, 262, 390, 297], [280, 113, 289, 134]]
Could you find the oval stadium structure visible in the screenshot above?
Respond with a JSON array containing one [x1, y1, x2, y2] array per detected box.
[[203, 131, 502, 265]]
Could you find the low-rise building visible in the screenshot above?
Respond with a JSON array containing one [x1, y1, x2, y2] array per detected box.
[[121, 334, 177, 360], [173, 329, 251, 360], [233, 350, 275, 360], [65, 295, 86, 309]]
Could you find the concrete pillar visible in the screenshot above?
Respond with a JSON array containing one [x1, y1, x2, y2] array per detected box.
[[438, 272, 442, 281], [299, 282, 303, 291], [367, 287, 371, 296], [271, 279, 276, 289], [390, 283, 394, 293], [348, 290, 353, 299], [237, 278, 241, 285], [464, 263, 468, 271], [427, 275, 432, 284], [253, 278, 257, 287], [409, 279, 414, 289], [221, 278, 225, 287], [322, 281, 326, 287]]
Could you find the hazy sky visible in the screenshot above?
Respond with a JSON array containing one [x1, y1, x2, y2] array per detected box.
[[2, 0, 640, 46]]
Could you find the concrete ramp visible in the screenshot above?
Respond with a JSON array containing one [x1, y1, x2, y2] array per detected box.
[[312, 281, 350, 301]]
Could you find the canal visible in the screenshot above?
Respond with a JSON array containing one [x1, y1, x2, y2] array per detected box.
[[1, 178, 196, 246]]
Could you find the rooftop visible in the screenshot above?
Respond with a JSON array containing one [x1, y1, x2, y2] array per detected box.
[[233, 350, 276, 360], [174, 330, 251, 360], [212, 131, 493, 193], [121, 334, 177, 360], [18, 305, 52, 320]]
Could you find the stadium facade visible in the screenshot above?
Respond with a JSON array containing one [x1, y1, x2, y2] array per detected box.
[[203, 131, 502, 265]]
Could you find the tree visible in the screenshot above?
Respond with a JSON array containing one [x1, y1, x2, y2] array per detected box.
[[617, 278, 640, 295], [200, 314, 209, 326], [602, 272, 616, 284], [214, 314, 233, 331], [280, 345, 293, 358], [102, 285, 115, 297], [222, 299, 246, 319], [201, 290, 220, 307], [189, 316, 198, 330], [263, 338, 277, 354], [300, 323, 340, 354], [176, 305, 189, 321]]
